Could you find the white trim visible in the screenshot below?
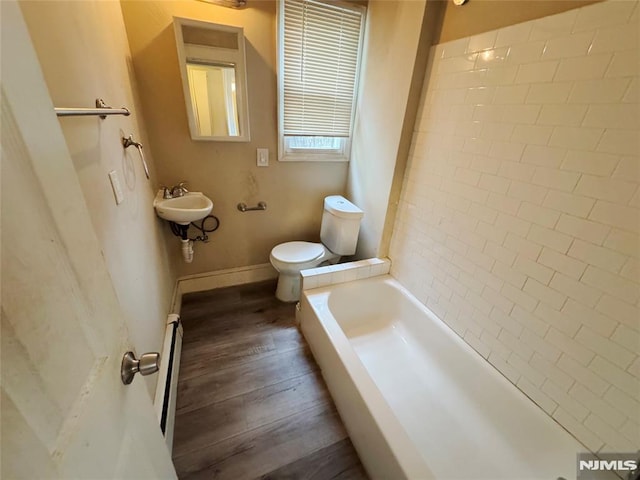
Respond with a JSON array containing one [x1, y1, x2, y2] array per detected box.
[[280, 136, 351, 162], [173, 17, 250, 142], [169, 281, 183, 315], [277, 0, 286, 159], [177, 263, 278, 295], [279, 152, 350, 162]]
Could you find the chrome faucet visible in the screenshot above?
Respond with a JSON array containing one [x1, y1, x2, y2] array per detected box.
[[160, 182, 188, 199], [171, 182, 188, 198], [160, 185, 172, 199]]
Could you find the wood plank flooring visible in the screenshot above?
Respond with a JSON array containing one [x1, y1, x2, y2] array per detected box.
[[173, 280, 368, 480]]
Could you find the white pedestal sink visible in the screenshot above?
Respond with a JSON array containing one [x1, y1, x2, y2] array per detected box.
[[153, 190, 213, 225]]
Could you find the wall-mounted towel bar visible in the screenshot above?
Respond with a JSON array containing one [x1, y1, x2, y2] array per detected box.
[[123, 134, 150, 180], [55, 98, 130, 119], [237, 202, 267, 212]]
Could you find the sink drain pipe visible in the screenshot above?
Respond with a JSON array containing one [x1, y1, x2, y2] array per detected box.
[[181, 239, 194, 263], [169, 215, 220, 263]]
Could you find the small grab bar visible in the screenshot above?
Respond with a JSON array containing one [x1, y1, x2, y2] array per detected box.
[[122, 134, 150, 180], [237, 201, 267, 212]]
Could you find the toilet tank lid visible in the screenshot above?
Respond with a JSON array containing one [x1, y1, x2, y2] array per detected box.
[[324, 195, 364, 219]]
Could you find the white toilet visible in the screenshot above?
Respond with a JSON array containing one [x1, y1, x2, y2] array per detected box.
[[270, 195, 364, 302]]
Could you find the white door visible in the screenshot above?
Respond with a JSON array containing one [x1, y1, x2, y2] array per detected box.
[[0, 3, 177, 478]]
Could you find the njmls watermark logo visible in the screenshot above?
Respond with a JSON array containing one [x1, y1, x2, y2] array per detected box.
[[576, 452, 640, 480]]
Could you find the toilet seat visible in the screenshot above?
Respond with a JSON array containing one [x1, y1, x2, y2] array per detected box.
[[270, 241, 324, 264], [269, 195, 362, 302]]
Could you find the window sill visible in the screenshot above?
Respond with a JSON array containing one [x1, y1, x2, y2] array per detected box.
[[278, 153, 350, 163]]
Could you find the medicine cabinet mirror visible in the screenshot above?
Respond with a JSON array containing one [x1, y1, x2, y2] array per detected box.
[[173, 17, 251, 141]]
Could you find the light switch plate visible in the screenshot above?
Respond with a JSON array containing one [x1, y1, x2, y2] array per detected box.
[[108, 170, 124, 205], [257, 148, 269, 167]]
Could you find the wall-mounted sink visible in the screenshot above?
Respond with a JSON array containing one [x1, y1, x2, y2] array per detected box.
[[153, 191, 213, 225]]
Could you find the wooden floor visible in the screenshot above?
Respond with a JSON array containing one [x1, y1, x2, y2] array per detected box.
[[172, 280, 368, 480]]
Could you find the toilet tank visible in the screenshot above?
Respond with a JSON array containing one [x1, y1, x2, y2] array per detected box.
[[320, 195, 364, 255]]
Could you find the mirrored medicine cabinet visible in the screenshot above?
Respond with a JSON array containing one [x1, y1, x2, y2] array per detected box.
[[173, 17, 251, 142]]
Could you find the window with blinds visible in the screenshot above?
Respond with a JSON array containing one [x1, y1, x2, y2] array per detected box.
[[278, 0, 366, 161]]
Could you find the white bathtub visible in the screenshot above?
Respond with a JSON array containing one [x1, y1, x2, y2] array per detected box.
[[299, 274, 585, 480]]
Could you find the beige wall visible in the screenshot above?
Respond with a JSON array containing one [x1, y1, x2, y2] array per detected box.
[[347, 0, 428, 260], [437, 0, 604, 43], [19, 1, 176, 397], [121, 1, 347, 276], [391, 0, 639, 452]]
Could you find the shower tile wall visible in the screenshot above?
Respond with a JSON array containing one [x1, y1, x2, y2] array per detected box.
[[390, 0, 639, 453]]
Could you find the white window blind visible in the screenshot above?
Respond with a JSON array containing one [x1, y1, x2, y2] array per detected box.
[[282, 0, 364, 138]]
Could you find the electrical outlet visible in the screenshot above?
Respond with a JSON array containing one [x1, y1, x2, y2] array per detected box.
[[257, 148, 269, 167], [108, 170, 124, 205]]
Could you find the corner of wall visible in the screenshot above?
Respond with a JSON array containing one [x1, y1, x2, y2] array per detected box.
[[348, 0, 428, 260], [378, 0, 447, 258]]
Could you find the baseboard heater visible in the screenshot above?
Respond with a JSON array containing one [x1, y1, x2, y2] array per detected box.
[[154, 313, 183, 452]]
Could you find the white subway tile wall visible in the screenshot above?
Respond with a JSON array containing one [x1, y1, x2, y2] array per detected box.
[[390, 0, 639, 453]]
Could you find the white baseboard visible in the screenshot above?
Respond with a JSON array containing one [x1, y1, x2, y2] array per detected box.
[[169, 283, 182, 315], [177, 263, 278, 296]]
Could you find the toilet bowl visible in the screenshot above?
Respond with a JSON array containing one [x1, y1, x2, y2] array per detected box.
[[270, 241, 340, 302], [270, 195, 364, 302]]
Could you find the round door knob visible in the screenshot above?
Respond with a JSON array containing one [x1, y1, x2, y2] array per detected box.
[[121, 351, 161, 385]]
